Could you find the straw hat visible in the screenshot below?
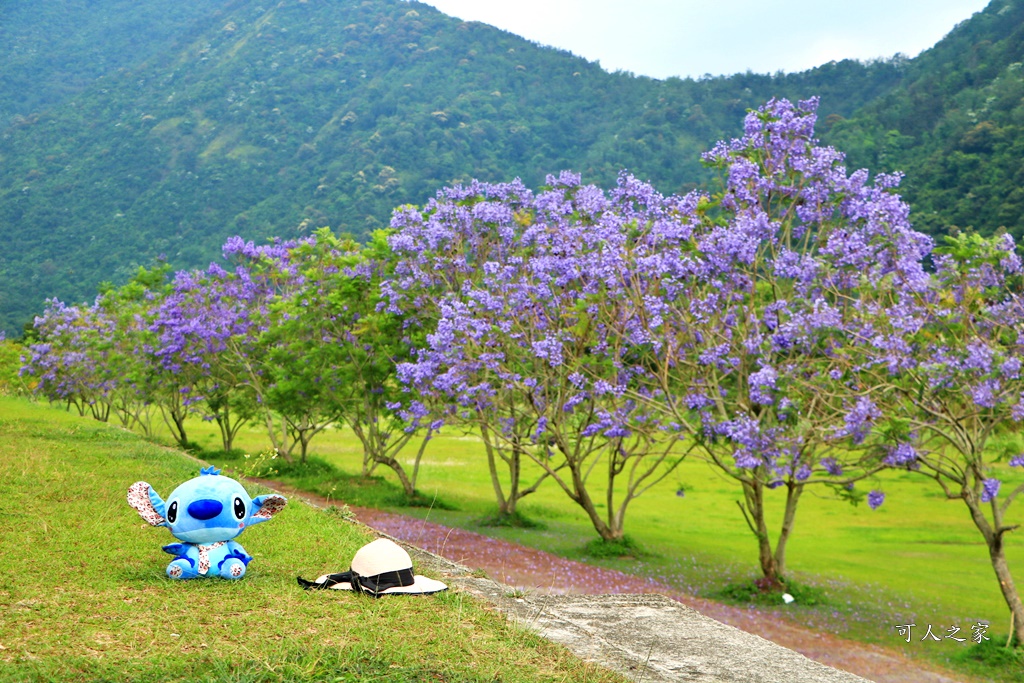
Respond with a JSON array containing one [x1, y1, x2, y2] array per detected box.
[[297, 538, 447, 596]]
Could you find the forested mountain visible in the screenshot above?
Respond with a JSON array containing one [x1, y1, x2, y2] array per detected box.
[[0, 0, 1016, 336], [0, 0, 221, 124], [827, 0, 1024, 237]]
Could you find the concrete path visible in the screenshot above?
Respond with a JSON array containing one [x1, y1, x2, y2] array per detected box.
[[253, 477, 964, 683], [411, 544, 873, 683]]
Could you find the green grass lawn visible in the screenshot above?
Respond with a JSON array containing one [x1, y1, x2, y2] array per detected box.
[[0, 398, 626, 683], [175, 407, 1024, 681], [6, 396, 1024, 681]]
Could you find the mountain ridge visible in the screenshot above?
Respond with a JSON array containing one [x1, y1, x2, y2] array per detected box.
[[0, 0, 1013, 336]]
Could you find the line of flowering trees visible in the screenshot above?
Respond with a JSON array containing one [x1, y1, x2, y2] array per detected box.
[[23, 233, 438, 499], [20, 98, 1024, 641]]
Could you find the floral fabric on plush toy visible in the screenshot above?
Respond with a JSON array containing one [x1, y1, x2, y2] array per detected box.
[[127, 466, 286, 580]]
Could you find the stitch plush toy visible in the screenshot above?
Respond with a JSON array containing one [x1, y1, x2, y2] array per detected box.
[[127, 466, 287, 580]]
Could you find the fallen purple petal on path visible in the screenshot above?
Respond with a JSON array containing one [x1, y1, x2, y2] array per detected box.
[[255, 478, 965, 683]]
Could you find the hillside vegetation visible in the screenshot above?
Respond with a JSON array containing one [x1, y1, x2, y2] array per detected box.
[[1, 0, 1023, 335], [830, 0, 1024, 236]]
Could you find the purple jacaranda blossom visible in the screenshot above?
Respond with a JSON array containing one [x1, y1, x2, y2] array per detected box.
[[963, 341, 995, 373], [970, 379, 1001, 408], [998, 233, 1023, 273], [1010, 455, 1024, 467], [716, 417, 786, 470], [685, 392, 715, 410], [821, 457, 843, 476], [531, 336, 565, 367], [748, 366, 778, 405], [836, 397, 881, 445], [868, 490, 885, 510], [698, 343, 731, 368], [1013, 398, 1024, 422], [885, 443, 919, 466], [981, 478, 1001, 503], [383, 168, 735, 541]]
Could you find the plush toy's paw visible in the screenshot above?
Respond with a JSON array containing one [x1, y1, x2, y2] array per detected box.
[[219, 558, 246, 580], [167, 558, 199, 580]]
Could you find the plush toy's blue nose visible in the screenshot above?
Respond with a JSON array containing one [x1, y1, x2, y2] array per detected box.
[[187, 499, 223, 520]]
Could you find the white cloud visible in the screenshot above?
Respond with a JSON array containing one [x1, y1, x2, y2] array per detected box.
[[417, 0, 991, 79]]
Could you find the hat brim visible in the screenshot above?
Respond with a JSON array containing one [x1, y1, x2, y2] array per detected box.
[[378, 575, 448, 595], [312, 573, 447, 595], [312, 574, 353, 590]]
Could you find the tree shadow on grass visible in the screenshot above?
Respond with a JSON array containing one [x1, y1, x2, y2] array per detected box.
[[474, 510, 546, 530], [708, 577, 830, 608], [206, 451, 458, 512], [581, 535, 646, 560]]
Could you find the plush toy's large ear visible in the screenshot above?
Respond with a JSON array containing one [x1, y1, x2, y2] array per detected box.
[[127, 481, 168, 527], [249, 494, 287, 524]]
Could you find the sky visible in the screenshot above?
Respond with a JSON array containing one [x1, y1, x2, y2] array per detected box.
[[417, 0, 993, 80]]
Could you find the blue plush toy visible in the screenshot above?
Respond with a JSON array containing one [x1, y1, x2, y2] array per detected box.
[[127, 466, 287, 580]]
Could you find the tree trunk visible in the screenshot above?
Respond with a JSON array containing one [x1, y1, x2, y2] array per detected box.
[[349, 416, 425, 499], [161, 404, 189, 449], [739, 479, 785, 589], [990, 541, 1024, 645], [114, 399, 133, 429], [215, 404, 239, 453], [351, 422, 379, 477], [127, 404, 153, 437], [287, 416, 316, 464], [380, 456, 416, 498], [481, 424, 515, 517], [507, 440, 522, 514], [757, 534, 783, 589], [772, 482, 804, 580], [90, 400, 110, 422], [570, 460, 623, 542], [261, 411, 294, 463], [964, 494, 1024, 645], [378, 429, 432, 499], [409, 428, 432, 493]]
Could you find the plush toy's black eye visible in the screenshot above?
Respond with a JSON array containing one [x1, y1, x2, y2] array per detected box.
[[233, 497, 246, 520], [167, 500, 178, 524]]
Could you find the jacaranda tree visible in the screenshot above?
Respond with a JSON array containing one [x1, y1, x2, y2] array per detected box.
[[388, 172, 694, 543], [268, 228, 438, 496], [383, 179, 557, 520], [25, 298, 117, 421], [150, 236, 319, 455], [211, 236, 344, 462], [91, 264, 173, 436], [151, 259, 263, 452], [849, 230, 1024, 644], [24, 264, 171, 431], [622, 97, 936, 586]]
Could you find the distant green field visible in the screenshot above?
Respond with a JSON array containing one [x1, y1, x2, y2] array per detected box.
[[176, 405, 1024, 679], [0, 397, 624, 683]]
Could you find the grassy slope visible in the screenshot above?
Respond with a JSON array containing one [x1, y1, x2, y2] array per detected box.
[[185, 415, 1024, 679], [0, 397, 624, 683]]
